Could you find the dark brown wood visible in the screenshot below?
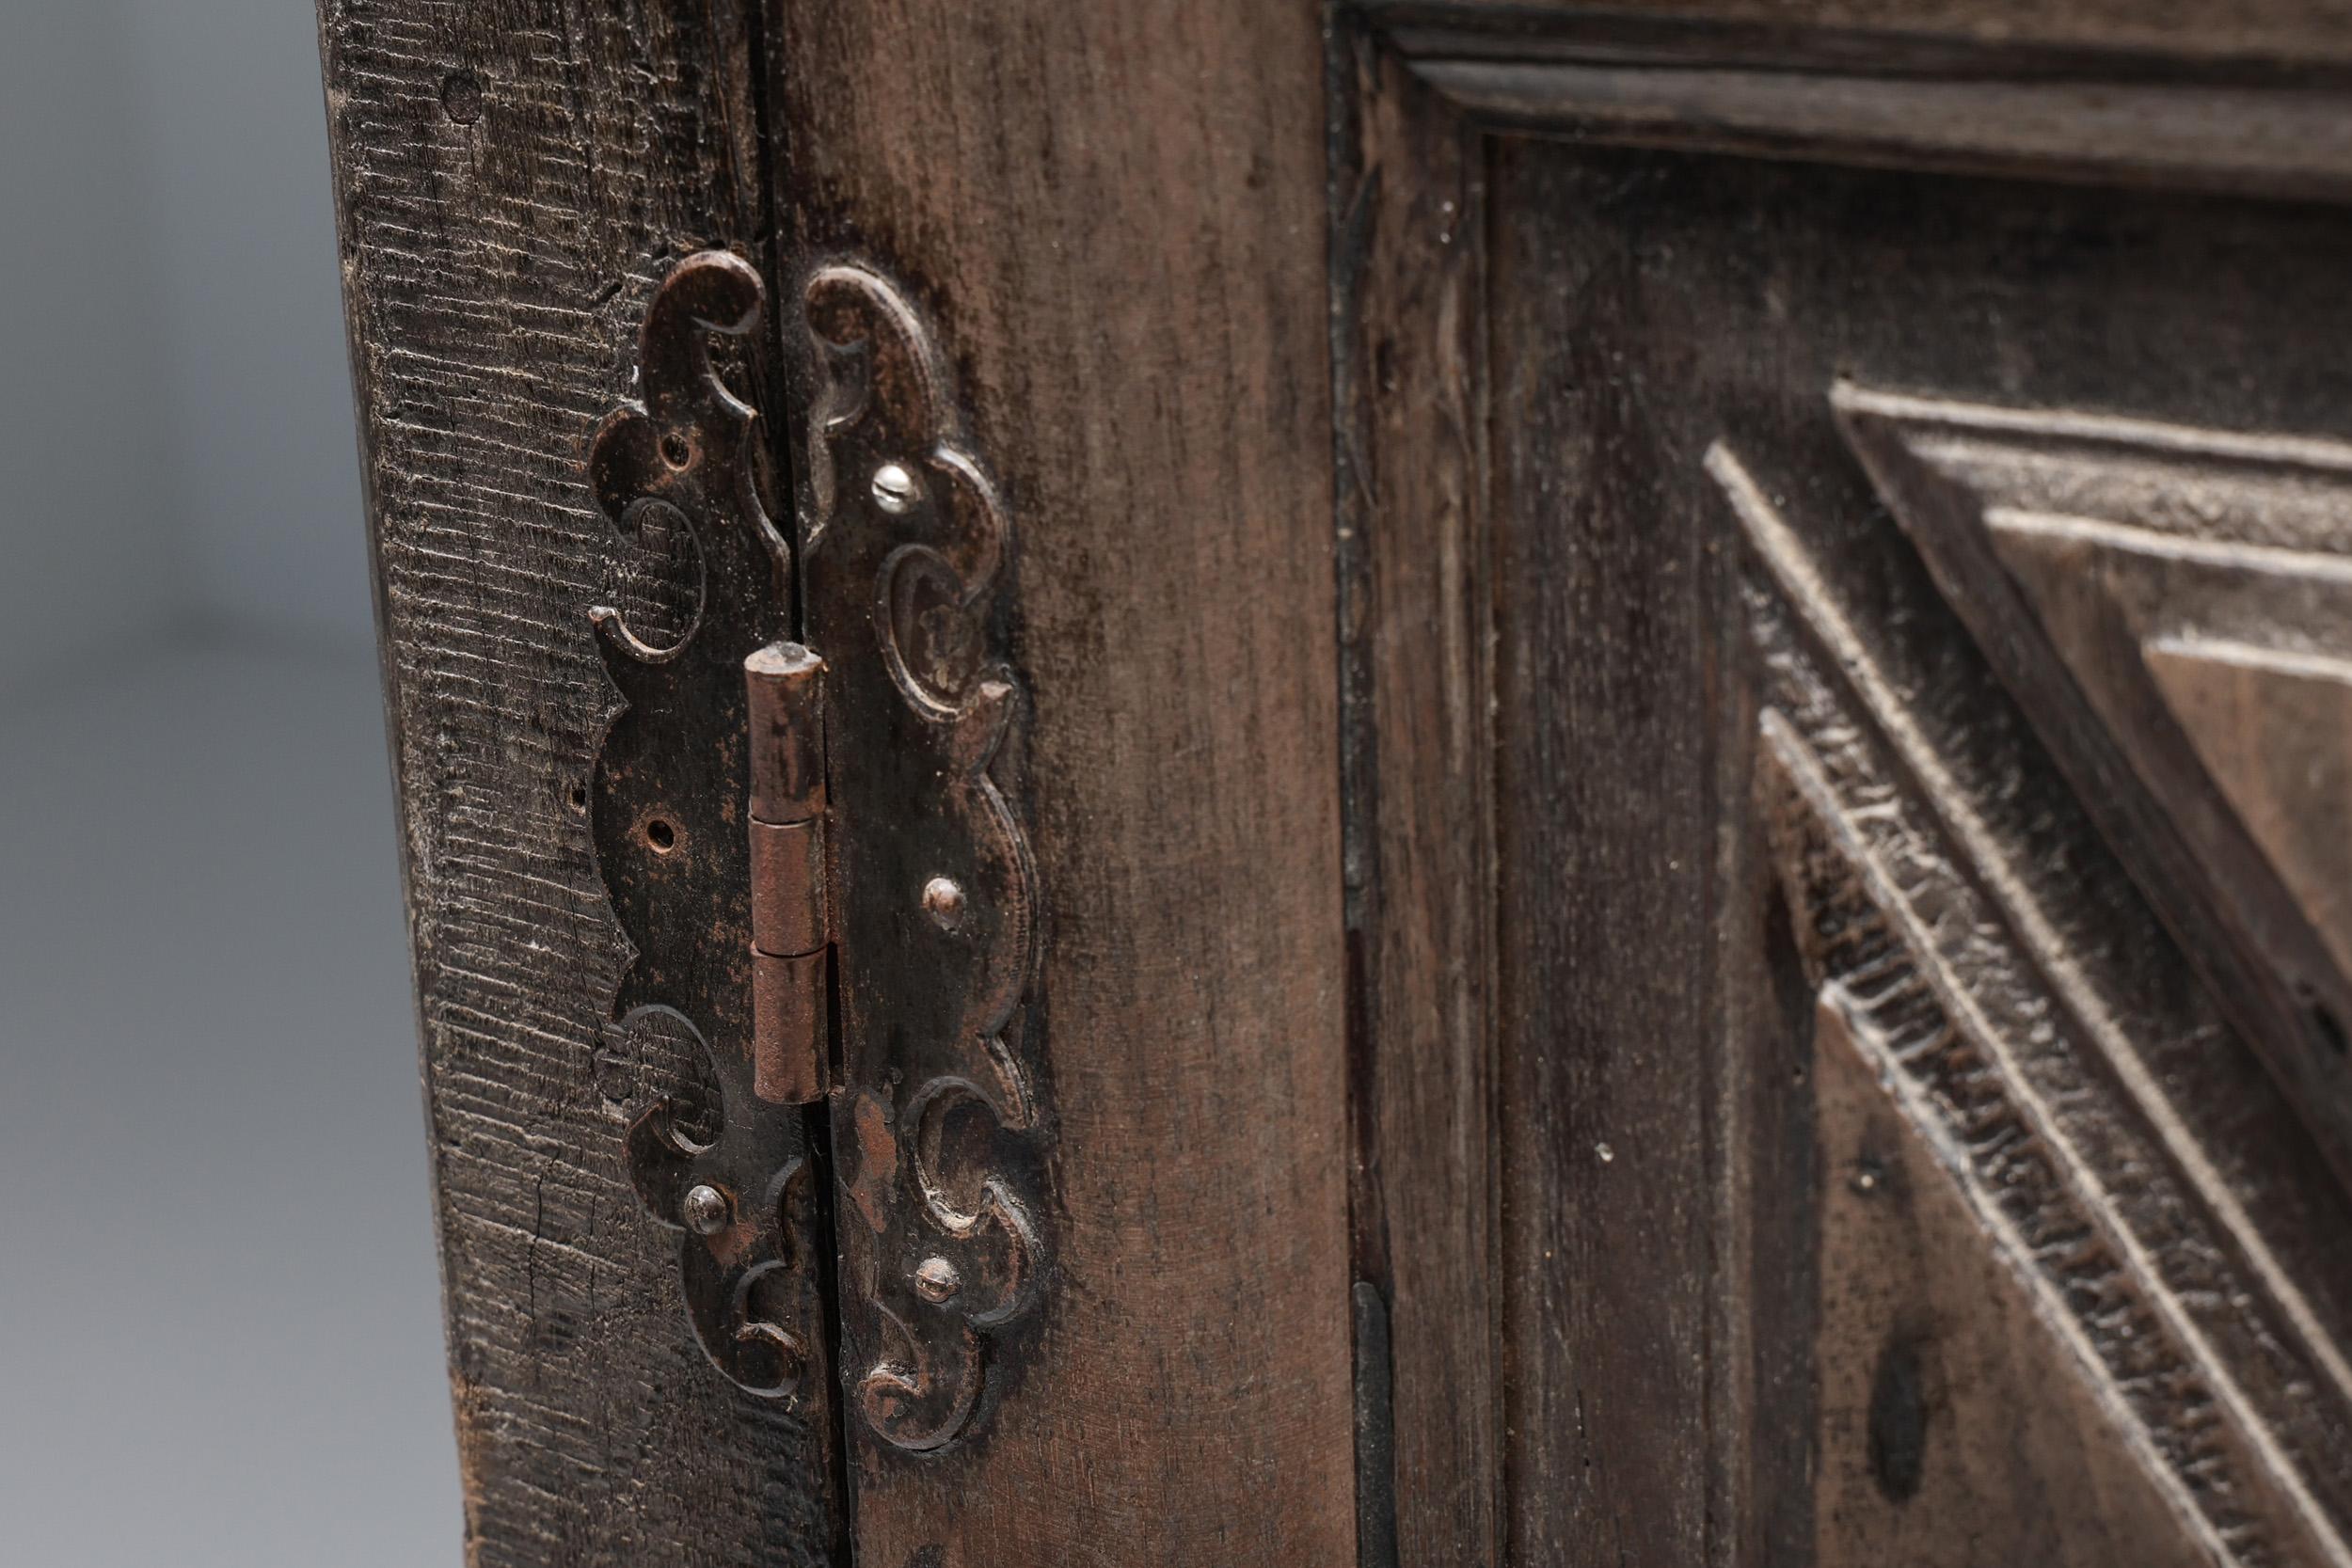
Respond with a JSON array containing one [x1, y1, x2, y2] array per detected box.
[[1364, 0, 2352, 68], [1329, 31, 1502, 1568], [1366, 10, 2352, 205], [768, 0, 1359, 1562], [1482, 133, 1728, 1568], [1337, 9, 2352, 1563], [321, 0, 2352, 1561], [1836, 388, 2352, 1191], [314, 3, 845, 1563]]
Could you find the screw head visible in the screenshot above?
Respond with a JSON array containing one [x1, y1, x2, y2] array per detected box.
[[921, 875, 966, 931], [871, 462, 919, 514], [914, 1256, 962, 1304], [682, 1183, 732, 1235]]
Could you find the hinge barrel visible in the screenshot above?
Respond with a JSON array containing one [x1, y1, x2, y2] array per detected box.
[[745, 641, 829, 1104]]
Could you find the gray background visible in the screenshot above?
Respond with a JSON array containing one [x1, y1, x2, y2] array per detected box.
[[0, 1, 459, 1560]]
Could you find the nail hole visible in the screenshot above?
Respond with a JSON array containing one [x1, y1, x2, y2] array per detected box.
[[660, 431, 691, 469], [2312, 1001, 2347, 1058], [440, 71, 484, 125], [644, 817, 677, 853], [566, 783, 588, 814]]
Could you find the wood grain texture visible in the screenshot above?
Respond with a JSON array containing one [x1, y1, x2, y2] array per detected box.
[[2147, 644, 2352, 980], [1362, 0, 2352, 70], [1486, 135, 1730, 1568], [1359, 7, 2352, 205], [768, 1, 1358, 1562], [1731, 491, 2352, 1560], [1329, 29, 1501, 1568], [1833, 388, 2352, 1188], [1393, 135, 2352, 1564], [316, 3, 844, 1563], [1804, 1005, 2216, 1568]]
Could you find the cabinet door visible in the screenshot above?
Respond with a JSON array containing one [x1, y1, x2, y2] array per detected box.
[[317, 2, 1351, 1564], [320, 0, 2352, 1562], [1338, 10, 2352, 1566]]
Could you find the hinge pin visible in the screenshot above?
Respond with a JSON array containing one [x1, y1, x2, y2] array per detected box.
[[745, 641, 830, 1104]]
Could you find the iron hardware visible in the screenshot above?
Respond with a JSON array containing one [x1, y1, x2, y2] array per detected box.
[[745, 641, 830, 1106], [587, 249, 1049, 1453]]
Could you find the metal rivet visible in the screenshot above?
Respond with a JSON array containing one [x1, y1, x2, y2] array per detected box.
[[922, 875, 966, 930], [914, 1257, 961, 1304], [871, 462, 919, 514], [660, 430, 692, 469], [682, 1183, 731, 1235]]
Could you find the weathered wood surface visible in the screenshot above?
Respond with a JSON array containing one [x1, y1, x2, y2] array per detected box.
[[1469, 138, 2352, 1564], [770, 0, 1359, 1560], [316, 3, 843, 1563], [1368, 7, 2352, 204], [1328, 33, 1500, 1568], [1338, 6, 2352, 1553], [1365, 0, 2352, 65], [323, 1, 2352, 1562], [1482, 137, 1733, 1568]]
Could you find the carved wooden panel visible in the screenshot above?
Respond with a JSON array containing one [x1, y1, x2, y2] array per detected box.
[[1550, 145, 2352, 1563], [1837, 388, 2352, 1181], [1721, 445, 2352, 1562], [323, 0, 2352, 1559], [1342, 71, 2352, 1556]]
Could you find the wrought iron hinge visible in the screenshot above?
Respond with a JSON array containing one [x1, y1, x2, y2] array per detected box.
[[586, 249, 1048, 1453]]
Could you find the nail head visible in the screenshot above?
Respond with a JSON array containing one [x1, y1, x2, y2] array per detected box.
[[682, 1183, 731, 1235], [922, 875, 966, 930], [872, 462, 919, 514], [914, 1256, 961, 1304]]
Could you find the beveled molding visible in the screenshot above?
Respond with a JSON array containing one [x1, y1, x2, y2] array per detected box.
[[1350, 3, 2352, 199]]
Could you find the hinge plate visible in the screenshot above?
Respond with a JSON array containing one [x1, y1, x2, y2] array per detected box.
[[585, 250, 1050, 1453], [800, 262, 1049, 1453], [587, 250, 820, 1400]]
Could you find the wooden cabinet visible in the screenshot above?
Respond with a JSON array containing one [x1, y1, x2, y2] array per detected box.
[[317, 2, 2352, 1561]]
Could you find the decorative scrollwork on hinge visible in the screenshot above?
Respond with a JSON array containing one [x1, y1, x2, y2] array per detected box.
[[587, 250, 822, 1399], [802, 261, 1050, 1453]]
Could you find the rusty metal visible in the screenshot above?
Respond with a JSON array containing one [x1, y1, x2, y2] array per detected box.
[[745, 639, 827, 819], [748, 819, 827, 958], [800, 261, 1051, 1453], [586, 250, 820, 1400], [583, 250, 1053, 1445], [745, 642, 831, 1105]]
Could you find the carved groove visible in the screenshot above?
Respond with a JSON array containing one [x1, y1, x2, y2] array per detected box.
[[1714, 442, 2352, 1567], [802, 262, 1048, 1453], [1836, 384, 2352, 1188]]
